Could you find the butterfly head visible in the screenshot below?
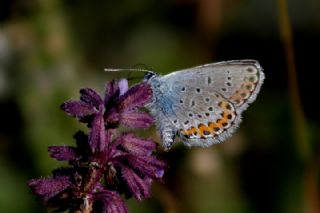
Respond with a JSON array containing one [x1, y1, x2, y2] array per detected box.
[[143, 70, 158, 81]]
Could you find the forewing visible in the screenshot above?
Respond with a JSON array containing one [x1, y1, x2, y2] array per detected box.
[[162, 60, 264, 113]]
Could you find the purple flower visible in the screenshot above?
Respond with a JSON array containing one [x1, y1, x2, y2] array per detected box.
[[105, 133, 165, 200], [93, 187, 129, 213], [61, 79, 154, 130], [28, 80, 166, 213], [28, 175, 71, 203], [29, 168, 129, 213], [48, 131, 165, 202]]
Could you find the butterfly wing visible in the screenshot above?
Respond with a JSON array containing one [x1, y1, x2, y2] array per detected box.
[[147, 60, 264, 148]]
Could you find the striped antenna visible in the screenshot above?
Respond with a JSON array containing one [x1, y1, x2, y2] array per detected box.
[[104, 68, 152, 73]]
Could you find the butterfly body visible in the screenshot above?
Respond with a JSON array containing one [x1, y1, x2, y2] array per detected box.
[[145, 60, 264, 149]]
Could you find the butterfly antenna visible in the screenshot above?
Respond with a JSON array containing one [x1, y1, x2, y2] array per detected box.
[[104, 68, 153, 73]]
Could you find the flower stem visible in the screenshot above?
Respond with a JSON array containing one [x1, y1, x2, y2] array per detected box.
[[277, 0, 310, 162], [278, 1, 318, 213]]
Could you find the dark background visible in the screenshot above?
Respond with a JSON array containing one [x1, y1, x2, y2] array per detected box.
[[0, 0, 319, 212]]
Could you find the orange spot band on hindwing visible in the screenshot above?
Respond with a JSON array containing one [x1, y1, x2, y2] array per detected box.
[[198, 123, 212, 137], [208, 122, 222, 133]]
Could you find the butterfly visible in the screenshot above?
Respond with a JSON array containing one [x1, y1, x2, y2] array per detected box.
[[143, 60, 264, 150]]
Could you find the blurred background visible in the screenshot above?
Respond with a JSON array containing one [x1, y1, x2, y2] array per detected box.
[[0, 0, 319, 212]]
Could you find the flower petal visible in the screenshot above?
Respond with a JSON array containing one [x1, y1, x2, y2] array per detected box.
[[89, 114, 106, 153], [118, 82, 152, 112], [121, 166, 151, 200], [80, 88, 103, 108], [94, 129, 113, 164], [93, 190, 128, 213], [61, 101, 96, 117], [114, 133, 156, 156], [120, 112, 154, 128], [28, 176, 71, 201], [118, 79, 129, 96], [127, 155, 166, 179], [48, 146, 79, 161]]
